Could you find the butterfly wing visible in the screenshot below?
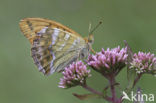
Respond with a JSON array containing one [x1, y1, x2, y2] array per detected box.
[[19, 18, 82, 44], [19, 18, 87, 75]]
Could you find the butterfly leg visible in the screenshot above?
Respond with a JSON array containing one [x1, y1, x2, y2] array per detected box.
[[90, 47, 96, 54]]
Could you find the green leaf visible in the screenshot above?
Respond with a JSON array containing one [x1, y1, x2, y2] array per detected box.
[[124, 40, 137, 92], [126, 69, 137, 91]]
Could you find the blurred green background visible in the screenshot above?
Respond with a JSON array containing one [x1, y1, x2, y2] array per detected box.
[[0, 0, 156, 103]]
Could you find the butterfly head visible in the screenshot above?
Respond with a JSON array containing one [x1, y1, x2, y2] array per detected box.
[[86, 21, 102, 45], [87, 34, 94, 45]]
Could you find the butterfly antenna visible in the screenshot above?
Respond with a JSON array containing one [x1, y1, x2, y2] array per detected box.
[[88, 22, 92, 33], [89, 21, 102, 35]]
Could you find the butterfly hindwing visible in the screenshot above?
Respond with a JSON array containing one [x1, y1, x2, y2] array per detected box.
[[32, 27, 86, 75]]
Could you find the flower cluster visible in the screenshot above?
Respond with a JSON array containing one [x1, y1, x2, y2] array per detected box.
[[57, 40, 156, 103], [88, 46, 128, 76], [59, 61, 91, 88], [130, 52, 156, 74]]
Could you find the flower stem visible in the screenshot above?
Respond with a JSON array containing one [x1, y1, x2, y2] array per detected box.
[[108, 74, 122, 103], [133, 74, 142, 88], [109, 75, 117, 102], [81, 84, 102, 95], [80, 83, 112, 102]]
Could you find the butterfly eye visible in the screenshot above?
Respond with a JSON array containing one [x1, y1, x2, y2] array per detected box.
[[88, 39, 93, 43], [88, 35, 94, 44]]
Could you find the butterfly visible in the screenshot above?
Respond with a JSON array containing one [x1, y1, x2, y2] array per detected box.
[[19, 18, 101, 75]]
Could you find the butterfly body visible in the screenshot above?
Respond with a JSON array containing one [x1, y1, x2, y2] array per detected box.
[[19, 18, 93, 75]]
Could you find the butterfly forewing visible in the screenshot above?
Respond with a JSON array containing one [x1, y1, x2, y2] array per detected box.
[[19, 18, 82, 44], [19, 18, 88, 75]]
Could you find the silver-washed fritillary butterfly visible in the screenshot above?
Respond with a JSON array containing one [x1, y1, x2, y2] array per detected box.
[[19, 18, 101, 75]]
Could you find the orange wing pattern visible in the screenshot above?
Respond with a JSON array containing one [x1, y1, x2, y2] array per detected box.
[[19, 18, 82, 44]]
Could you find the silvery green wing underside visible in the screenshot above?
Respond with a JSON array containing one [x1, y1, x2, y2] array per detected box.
[[31, 27, 87, 75]]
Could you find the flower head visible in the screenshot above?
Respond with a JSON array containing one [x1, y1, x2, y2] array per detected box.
[[88, 46, 128, 76], [59, 61, 91, 88], [130, 52, 156, 74]]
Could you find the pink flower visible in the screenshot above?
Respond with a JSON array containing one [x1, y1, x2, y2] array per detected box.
[[130, 52, 156, 74], [59, 61, 91, 88], [88, 46, 128, 76]]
